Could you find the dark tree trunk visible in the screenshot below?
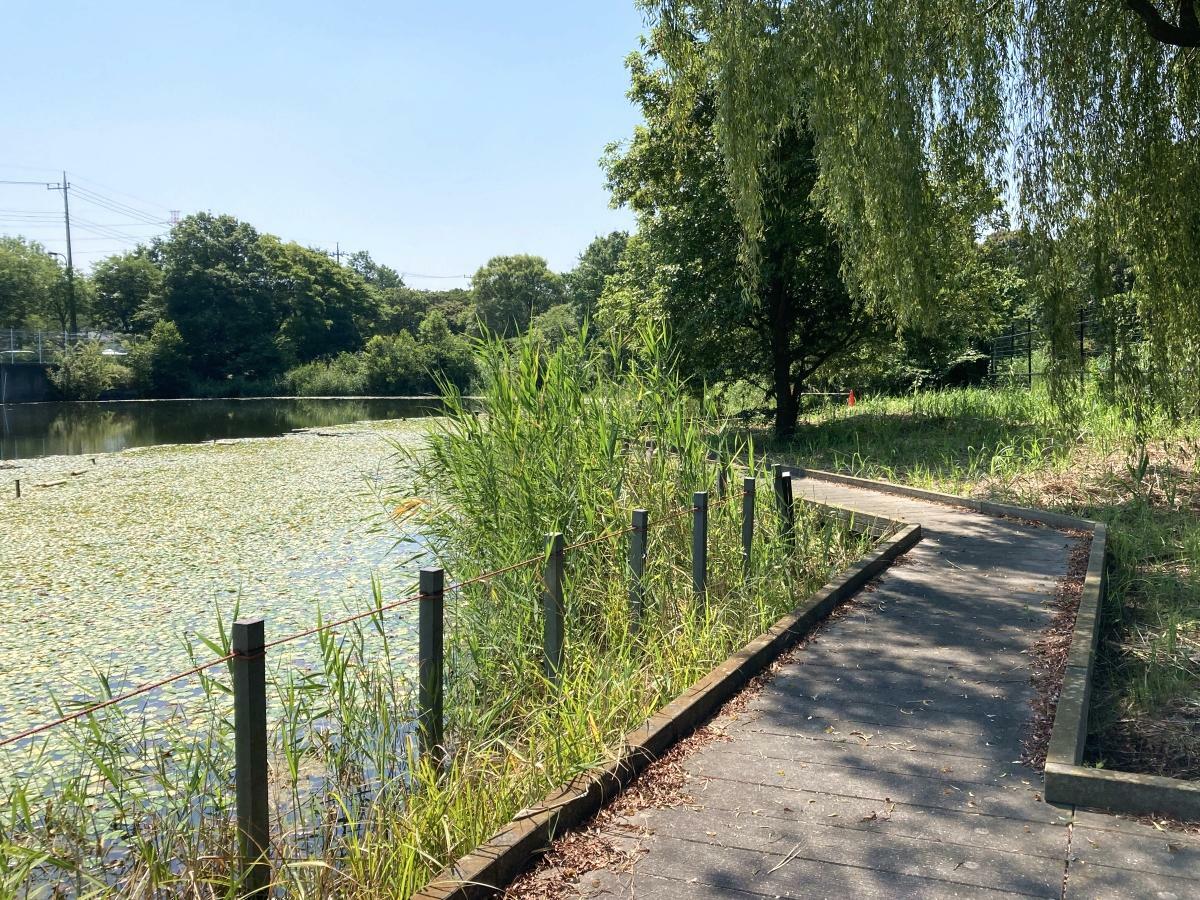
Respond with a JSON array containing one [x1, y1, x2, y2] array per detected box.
[[767, 274, 799, 438]]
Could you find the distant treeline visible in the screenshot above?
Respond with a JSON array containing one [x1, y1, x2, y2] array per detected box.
[[0, 215, 627, 400]]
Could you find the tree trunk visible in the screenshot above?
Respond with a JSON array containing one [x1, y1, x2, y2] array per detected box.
[[767, 275, 799, 438]]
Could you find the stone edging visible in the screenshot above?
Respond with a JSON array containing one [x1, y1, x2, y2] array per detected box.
[[412, 516, 923, 899], [790, 465, 1200, 821]]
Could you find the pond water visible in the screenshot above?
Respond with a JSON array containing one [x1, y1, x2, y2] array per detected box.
[[0, 396, 442, 461], [0, 417, 429, 735]]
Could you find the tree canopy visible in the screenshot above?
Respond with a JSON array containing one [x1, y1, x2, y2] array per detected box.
[[643, 0, 1200, 407], [91, 251, 162, 333], [565, 231, 628, 322], [471, 254, 566, 336], [602, 45, 872, 435], [0, 237, 65, 330]]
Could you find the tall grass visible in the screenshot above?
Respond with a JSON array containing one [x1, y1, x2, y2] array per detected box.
[[771, 383, 1200, 778], [0, 326, 871, 897]]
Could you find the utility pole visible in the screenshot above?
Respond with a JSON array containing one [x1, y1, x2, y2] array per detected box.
[[56, 172, 77, 334], [335, 242, 342, 265]]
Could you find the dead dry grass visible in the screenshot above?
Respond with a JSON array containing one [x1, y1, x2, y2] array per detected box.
[[1024, 534, 1091, 769]]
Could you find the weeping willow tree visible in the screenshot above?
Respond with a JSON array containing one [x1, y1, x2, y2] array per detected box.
[[642, 0, 1200, 415]]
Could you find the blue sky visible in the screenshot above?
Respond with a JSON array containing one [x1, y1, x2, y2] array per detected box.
[[0, 1, 647, 285]]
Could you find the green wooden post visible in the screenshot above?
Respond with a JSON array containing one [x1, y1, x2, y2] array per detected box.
[[772, 464, 787, 540], [783, 470, 796, 548], [628, 509, 649, 632], [692, 491, 708, 604], [232, 617, 270, 899], [741, 476, 755, 578], [773, 464, 796, 548], [543, 532, 565, 685], [418, 567, 444, 762]]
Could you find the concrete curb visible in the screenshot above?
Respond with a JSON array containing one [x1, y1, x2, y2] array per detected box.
[[792, 466, 1200, 822], [412, 520, 923, 899]]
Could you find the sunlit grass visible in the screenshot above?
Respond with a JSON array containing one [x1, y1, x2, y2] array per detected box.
[[766, 383, 1200, 778]]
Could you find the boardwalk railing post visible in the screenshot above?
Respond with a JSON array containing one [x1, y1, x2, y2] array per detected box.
[[543, 532, 565, 685], [692, 491, 708, 605], [232, 617, 270, 899], [772, 464, 787, 541], [716, 465, 728, 500], [741, 476, 755, 578], [418, 567, 445, 763], [628, 509, 649, 633], [783, 471, 796, 549]]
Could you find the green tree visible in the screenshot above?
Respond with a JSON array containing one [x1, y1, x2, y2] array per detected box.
[[603, 47, 873, 436], [127, 319, 190, 396], [361, 332, 429, 394], [418, 309, 476, 391], [345, 250, 405, 291], [261, 237, 371, 365], [0, 237, 65, 329], [644, 0, 1200, 410], [159, 213, 280, 379], [91, 251, 163, 333], [564, 232, 628, 322], [471, 255, 565, 336]]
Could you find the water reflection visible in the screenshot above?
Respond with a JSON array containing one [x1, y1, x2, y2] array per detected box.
[[0, 397, 442, 460]]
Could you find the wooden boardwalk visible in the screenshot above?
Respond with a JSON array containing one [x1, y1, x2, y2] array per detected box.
[[560, 477, 1200, 899]]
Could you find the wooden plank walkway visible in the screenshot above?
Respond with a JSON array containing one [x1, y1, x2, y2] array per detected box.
[[558, 477, 1200, 899]]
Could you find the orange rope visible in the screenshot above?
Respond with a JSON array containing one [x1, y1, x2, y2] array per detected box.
[[0, 653, 236, 749]]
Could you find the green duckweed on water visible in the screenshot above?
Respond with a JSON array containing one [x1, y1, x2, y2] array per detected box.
[[0, 419, 427, 734]]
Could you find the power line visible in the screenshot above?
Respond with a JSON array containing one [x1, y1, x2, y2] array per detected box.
[[71, 185, 167, 226], [68, 173, 174, 216]]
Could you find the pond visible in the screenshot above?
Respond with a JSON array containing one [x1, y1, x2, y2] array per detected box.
[[0, 396, 442, 461], [0, 416, 430, 735]]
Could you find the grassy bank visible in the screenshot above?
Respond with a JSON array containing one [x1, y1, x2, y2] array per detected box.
[[0, 328, 873, 897], [766, 386, 1200, 779]]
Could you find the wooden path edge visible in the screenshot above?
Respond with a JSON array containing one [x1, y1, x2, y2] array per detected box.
[[411, 517, 923, 900], [790, 465, 1200, 822]]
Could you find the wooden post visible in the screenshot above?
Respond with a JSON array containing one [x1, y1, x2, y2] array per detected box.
[[628, 509, 649, 632], [716, 466, 727, 499], [741, 476, 755, 578], [773, 465, 795, 547], [232, 617, 270, 899], [14, 479, 20, 499], [543, 532, 565, 685], [1026, 318, 1033, 389], [692, 491, 708, 604], [784, 473, 796, 548], [418, 568, 444, 762], [772, 465, 787, 540]]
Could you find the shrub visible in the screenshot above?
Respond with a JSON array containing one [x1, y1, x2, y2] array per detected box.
[[282, 353, 368, 396], [48, 341, 122, 400], [127, 320, 190, 397], [361, 332, 430, 394]]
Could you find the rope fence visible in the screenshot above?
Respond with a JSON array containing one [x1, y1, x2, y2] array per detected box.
[[0, 461, 799, 898]]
